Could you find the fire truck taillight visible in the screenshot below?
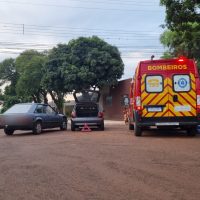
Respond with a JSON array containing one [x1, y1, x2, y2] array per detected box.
[[136, 96, 142, 110], [197, 95, 200, 111]]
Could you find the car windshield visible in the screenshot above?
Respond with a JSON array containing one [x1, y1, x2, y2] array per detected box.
[[4, 104, 33, 114]]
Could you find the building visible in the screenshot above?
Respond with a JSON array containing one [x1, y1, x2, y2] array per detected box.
[[100, 78, 132, 120]]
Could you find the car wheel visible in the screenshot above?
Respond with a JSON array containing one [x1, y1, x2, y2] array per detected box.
[[4, 128, 14, 136], [71, 121, 75, 131], [99, 121, 104, 131], [134, 121, 142, 136], [60, 120, 67, 130], [33, 121, 42, 134]]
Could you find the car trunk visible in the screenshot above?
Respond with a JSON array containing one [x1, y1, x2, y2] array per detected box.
[[75, 103, 98, 117]]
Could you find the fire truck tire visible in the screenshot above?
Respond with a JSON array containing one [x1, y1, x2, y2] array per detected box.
[[187, 127, 197, 137], [134, 122, 142, 136], [129, 123, 134, 130]]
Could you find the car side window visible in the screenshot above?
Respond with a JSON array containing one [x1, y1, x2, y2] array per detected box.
[[44, 105, 56, 115], [35, 105, 43, 113]]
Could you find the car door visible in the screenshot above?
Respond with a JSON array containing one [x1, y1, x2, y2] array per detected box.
[[44, 105, 60, 128], [34, 104, 49, 128]]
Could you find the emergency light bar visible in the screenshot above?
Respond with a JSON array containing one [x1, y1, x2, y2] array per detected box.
[[178, 56, 187, 62]]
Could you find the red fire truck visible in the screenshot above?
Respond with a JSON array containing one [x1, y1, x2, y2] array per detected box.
[[128, 57, 200, 136]]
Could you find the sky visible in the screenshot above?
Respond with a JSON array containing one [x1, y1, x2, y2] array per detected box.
[[0, 0, 166, 80]]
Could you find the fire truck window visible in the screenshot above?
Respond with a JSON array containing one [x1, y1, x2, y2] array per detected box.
[[173, 75, 191, 92], [145, 75, 163, 93]]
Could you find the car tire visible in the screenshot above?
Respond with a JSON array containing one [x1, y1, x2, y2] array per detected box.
[[60, 120, 67, 131], [134, 121, 142, 136], [99, 121, 104, 131], [33, 121, 42, 134], [71, 121, 75, 131], [4, 128, 14, 136]]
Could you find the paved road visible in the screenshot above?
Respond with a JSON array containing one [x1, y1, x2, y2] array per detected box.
[[0, 121, 200, 200]]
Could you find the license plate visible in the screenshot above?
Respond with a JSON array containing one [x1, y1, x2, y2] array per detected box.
[[174, 105, 191, 112], [148, 107, 162, 112], [156, 122, 179, 126]]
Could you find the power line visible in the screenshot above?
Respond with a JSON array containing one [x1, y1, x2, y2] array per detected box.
[[0, 23, 162, 42], [0, 0, 162, 12], [0, 22, 162, 35], [0, 28, 161, 38], [0, 50, 164, 60]]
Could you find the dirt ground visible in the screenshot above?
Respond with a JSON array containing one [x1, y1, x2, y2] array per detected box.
[[0, 121, 200, 200]]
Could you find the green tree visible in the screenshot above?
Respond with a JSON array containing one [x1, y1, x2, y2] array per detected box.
[[160, 1, 200, 66], [0, 51, 47, 112], [0, 58, 20, 112], [16, 50, 48, 103], [42, 44, 70, 112], [0, 58, 18, 87], [67, 36, 124, 90], [160, 0, 200, 30], [43, 37, 124, 112]]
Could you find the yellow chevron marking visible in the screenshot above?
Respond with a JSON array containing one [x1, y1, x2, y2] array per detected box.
[[190, 73, 195, 81], [141, 73, 197, 118]]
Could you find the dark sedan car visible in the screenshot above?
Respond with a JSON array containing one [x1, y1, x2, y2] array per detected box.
[[0, 103, 67, 135], [71, 90, 104, 131]]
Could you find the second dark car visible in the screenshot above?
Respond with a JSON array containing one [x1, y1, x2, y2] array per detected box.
[[71, 90, 104, 131], [0, 103, 67, 135]]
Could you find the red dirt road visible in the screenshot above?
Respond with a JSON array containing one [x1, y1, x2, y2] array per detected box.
[[0, 121, 200, 200]]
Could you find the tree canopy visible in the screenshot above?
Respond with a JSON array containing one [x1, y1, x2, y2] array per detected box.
[[42, 36, 124, 111], [0, 58, 17, 87], [160, 0, 200, 30], [16, 50, 47, 103], [67, 36, 124, 90], [160, 0, 200, 66], [42, 44, 71, 112]]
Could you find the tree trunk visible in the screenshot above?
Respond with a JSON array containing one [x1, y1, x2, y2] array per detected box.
[[41, 90, 48, 104], [49, 91, 64, 113], [32, 95, 37, 103]]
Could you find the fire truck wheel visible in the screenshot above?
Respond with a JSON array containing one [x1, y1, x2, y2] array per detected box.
[[134, 122, 142, 136], [129, 123, 134, 130], [187, 127, 197, 137]]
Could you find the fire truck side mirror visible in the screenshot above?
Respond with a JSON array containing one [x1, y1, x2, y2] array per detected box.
[[123, 96, 130, 107]]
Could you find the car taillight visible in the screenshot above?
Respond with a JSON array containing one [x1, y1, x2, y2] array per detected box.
[[98, 112, 104, 118], [71, 111, 76, 118], [136, 96, 142, 110]]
